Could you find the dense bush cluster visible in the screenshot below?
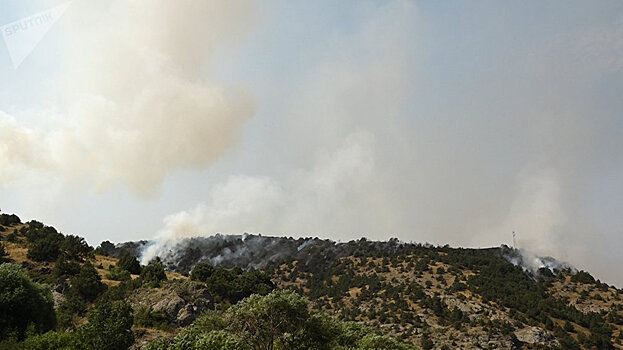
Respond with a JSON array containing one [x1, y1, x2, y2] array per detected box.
[[23, 221, 92, 262], [145, 290, 416, 350], [0, 213, 21, 226], [0, 264, 56, 340], [191, 262, 274, 303]]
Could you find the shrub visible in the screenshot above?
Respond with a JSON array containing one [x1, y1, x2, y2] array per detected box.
[[117, 252, 141, 275], [0, 264, 56, 340], [27, 236, 62, 262], [70, 262, 106, 302], [60, 235, 92, 262], [53, 256, 81, 278], [191, 261, 215, 282], [141, 261, 167, 287], [21, 330, 76, 350], [77, 300, 134, 350], [0, 213, 21, 226], [94, 240, 116, 256], [571, 270, 596, 284], [0, 242, 9, 263], [107, 266, 131, 281]]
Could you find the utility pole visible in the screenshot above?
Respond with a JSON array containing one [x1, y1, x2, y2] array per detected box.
[[512, 231, 516, 249]]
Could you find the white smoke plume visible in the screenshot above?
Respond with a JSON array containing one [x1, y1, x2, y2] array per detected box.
[[140, 131, 376, 264], [0, 1, 256, 195]]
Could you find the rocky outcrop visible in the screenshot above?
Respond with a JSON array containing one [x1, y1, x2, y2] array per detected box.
[[129, 280, 214, 326], [152, 295, 184, 321], [514, 326, 559, 347]]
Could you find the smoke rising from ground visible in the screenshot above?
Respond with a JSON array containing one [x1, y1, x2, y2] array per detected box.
[[1, 2, 622, 285], [0, 1, 256, 195], [141, 2, 623, 285]]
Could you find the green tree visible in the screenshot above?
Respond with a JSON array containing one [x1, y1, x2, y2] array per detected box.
[[141, 261, 167, 287], [191, 261, 215, 282], [70, 262, 106, 302], [194, 330, 250, 350], [60, 235, 92, 262], [78, 300, 134, 350], [21, 330, 76, 350], [27, 235, 62, 262], [0, 242, 9, 263], [117, 252, 141, 275], [227, 290, 309, 350], [0, 264, 56, 340]]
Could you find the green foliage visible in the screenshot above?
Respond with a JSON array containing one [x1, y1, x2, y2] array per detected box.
[[141, 261, 168, 287], [20, 330, 76, 350], [147, 290, 415, 350], [94, 240, 116, 256], [25, 223, 64, 262], [357, 334, 417, 350], [107, 266, 131, 281], [53, 255, 81, 278], [0, 242, 9, 263], [60, 235, 93, 262], [27, 236, 62, 261], [571, 270, 596, 284], [117, 252, 141, 275], [190, 261, 215, 282], [70, 262, 106, 302], [0, 263, 56, 340], [227, 290, 309, 349], [420, 332, 434, 350], [77, 300, 134, 350], [194, 330, 250, 350], [0, 213, 21, 226], [134, 306, 171, 330], [201, 266, 274, 303]]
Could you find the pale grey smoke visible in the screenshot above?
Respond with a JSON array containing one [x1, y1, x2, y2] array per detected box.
[[142, 2, 623, 286], [140, 131, 376, 264], [0, 1, 257, 195]]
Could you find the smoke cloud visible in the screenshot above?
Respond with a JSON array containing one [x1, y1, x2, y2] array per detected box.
[[141, 131, 376, 264], [0, 1, 256, 195], [141, 2, 623, 285], [1, 2, 621, 286]]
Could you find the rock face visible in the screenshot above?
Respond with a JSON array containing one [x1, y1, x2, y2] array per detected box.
[[514, 326, 559, 347], [152, 295, 185, 321], [129, 280, 214, 326], [176, 304, 195, 326]]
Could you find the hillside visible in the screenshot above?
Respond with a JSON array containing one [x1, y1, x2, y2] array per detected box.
[[1, 213, 622, 349]]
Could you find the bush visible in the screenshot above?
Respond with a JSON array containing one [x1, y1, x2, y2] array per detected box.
[[70, 262, 106, 302], [571, 270, 596, 284], [190, 261, 214, 282], [0, 213, 21, 226], [194, 330, 249, 350], [117, 252, 141, 275], [107, 266, 131, 281], [53, 256, 81, 278], [77, 300, 134, 350], [21, 330, 76, 350], [27, 236, 62, 262], [94, 240, 116, 256], [141, 261, 167, 287], [60, 235, 92, 262], [0, 264, 56, 340], [0, 242, 9, 263]]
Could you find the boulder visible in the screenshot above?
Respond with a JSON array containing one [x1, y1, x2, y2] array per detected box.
[[176, 304, 195, 326], [152, 295, 185, 321], [514, 326, 557, 345]]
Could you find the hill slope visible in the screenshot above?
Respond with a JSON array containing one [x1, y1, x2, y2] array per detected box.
[[2, 213, 622, 349]]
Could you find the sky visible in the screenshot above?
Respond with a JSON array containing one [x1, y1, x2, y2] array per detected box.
[[1, 1, 622, 286]]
